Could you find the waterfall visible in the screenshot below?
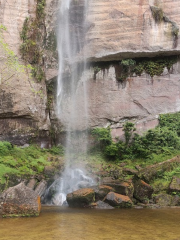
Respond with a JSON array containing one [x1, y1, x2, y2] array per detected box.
[[47, 0, 95, 206]]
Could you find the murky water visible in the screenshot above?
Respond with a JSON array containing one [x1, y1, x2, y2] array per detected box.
[[0, 207, 180, 240]]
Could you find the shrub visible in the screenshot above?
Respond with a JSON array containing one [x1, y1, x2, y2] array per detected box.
[[91, 113, 180, 161], [91, 128, 112, 147], [0, 141, 13, 156]]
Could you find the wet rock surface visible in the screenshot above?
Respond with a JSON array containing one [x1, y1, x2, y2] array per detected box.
[[67, 188, 95, 207]]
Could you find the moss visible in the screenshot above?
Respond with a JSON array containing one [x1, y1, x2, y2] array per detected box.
[[31, 66, 45, 82], [119, 56, 178, 79], [19, 1, 46, 82], [150, 6, 164, 22], [45, 31, 57, 51], [36, 0, 46, 19], [163, 16, 179, 38], [150, 6, 179, 39]]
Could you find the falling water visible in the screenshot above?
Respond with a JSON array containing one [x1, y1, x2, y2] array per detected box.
[[48, 0, 95, 206]]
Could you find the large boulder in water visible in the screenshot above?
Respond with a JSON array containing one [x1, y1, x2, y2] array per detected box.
[[94, 185, 115, 201], [0, 182, 41, 217], [102, 178, 134, 199], [104, 192, 133, 208], [67, 188, 95, 207]]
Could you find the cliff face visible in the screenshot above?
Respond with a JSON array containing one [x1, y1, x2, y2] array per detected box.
[[84, 0, 180, 61], [57, 0, 180, 137], [0, 0, 180, 144], [0, 0, 50, 146]]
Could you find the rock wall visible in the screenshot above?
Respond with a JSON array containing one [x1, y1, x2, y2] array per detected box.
[[57, 0, 180, 138], [0, 0, 180, 144], [59, 61, 180, 136], [84, 0, 180, 61], [0, 0, 51, 146]]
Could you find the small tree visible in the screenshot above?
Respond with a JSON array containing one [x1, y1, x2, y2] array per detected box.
[[123, 122, 136, 146]]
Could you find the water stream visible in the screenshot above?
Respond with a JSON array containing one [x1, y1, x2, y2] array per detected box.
[[51, 0, 94, 205]]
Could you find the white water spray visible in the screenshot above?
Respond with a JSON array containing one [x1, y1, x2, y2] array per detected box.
[[49, 0, 94, 206]]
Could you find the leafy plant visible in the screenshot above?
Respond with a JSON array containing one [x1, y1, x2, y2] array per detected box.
[[91, 127, 112, 148], [91, 112, 180, 161], [123, 122, 136, 146], [121, 59, 136, 66], [0, 142, 64, 187]]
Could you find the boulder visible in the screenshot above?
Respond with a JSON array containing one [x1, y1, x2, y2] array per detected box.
[[133, 179, 154, 202], [171, 195, 180, 206], [26, 178, 37, 190], [102, 178, 134, 199], [35, 180, 47, 197], [0, 182, 41, 217], [67, 188, 95, 207], [153, 193, 173, 207], [169, 177, 180, 194], [138, 156, 180, 182], [122, 168, 138, 176], [104, 192, 133, 208], [94, 185, 115, 201]]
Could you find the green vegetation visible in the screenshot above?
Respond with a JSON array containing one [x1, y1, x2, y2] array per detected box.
[[0, 142, 64, 187], [0, 25, 31, 84], [91, 112, 180, 162], [19, 0, 46, 82], [93, 66, 101, 80], [90, 113, 180, 196], [36, 0, 46, 19], [117, 56, 178, 81]]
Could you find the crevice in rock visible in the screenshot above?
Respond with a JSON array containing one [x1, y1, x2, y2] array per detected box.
[[133, 100, 151, 115]]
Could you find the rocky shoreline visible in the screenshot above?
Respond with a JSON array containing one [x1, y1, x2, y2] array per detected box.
[[1, 155, 180, 217]]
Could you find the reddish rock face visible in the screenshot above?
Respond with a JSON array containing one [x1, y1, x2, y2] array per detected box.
[[104, 192, 133, 208], [84, 0, 180, 61], [102, 178, 134, 199], [94, 185, 115, 201], [0, 183, 41, 217], [1, 0, 180, 143], [0, 0, 51, 146], [67, 188, 95, 207]]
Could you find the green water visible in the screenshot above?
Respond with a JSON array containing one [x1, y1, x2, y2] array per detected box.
[[0, 207, 180, 240]]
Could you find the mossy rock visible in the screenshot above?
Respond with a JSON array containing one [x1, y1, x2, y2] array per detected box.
[[133, 179, 154, 203], [0, 182, 41, 217], [169, 176, 180, 194], [137, 156, 180, 182]]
